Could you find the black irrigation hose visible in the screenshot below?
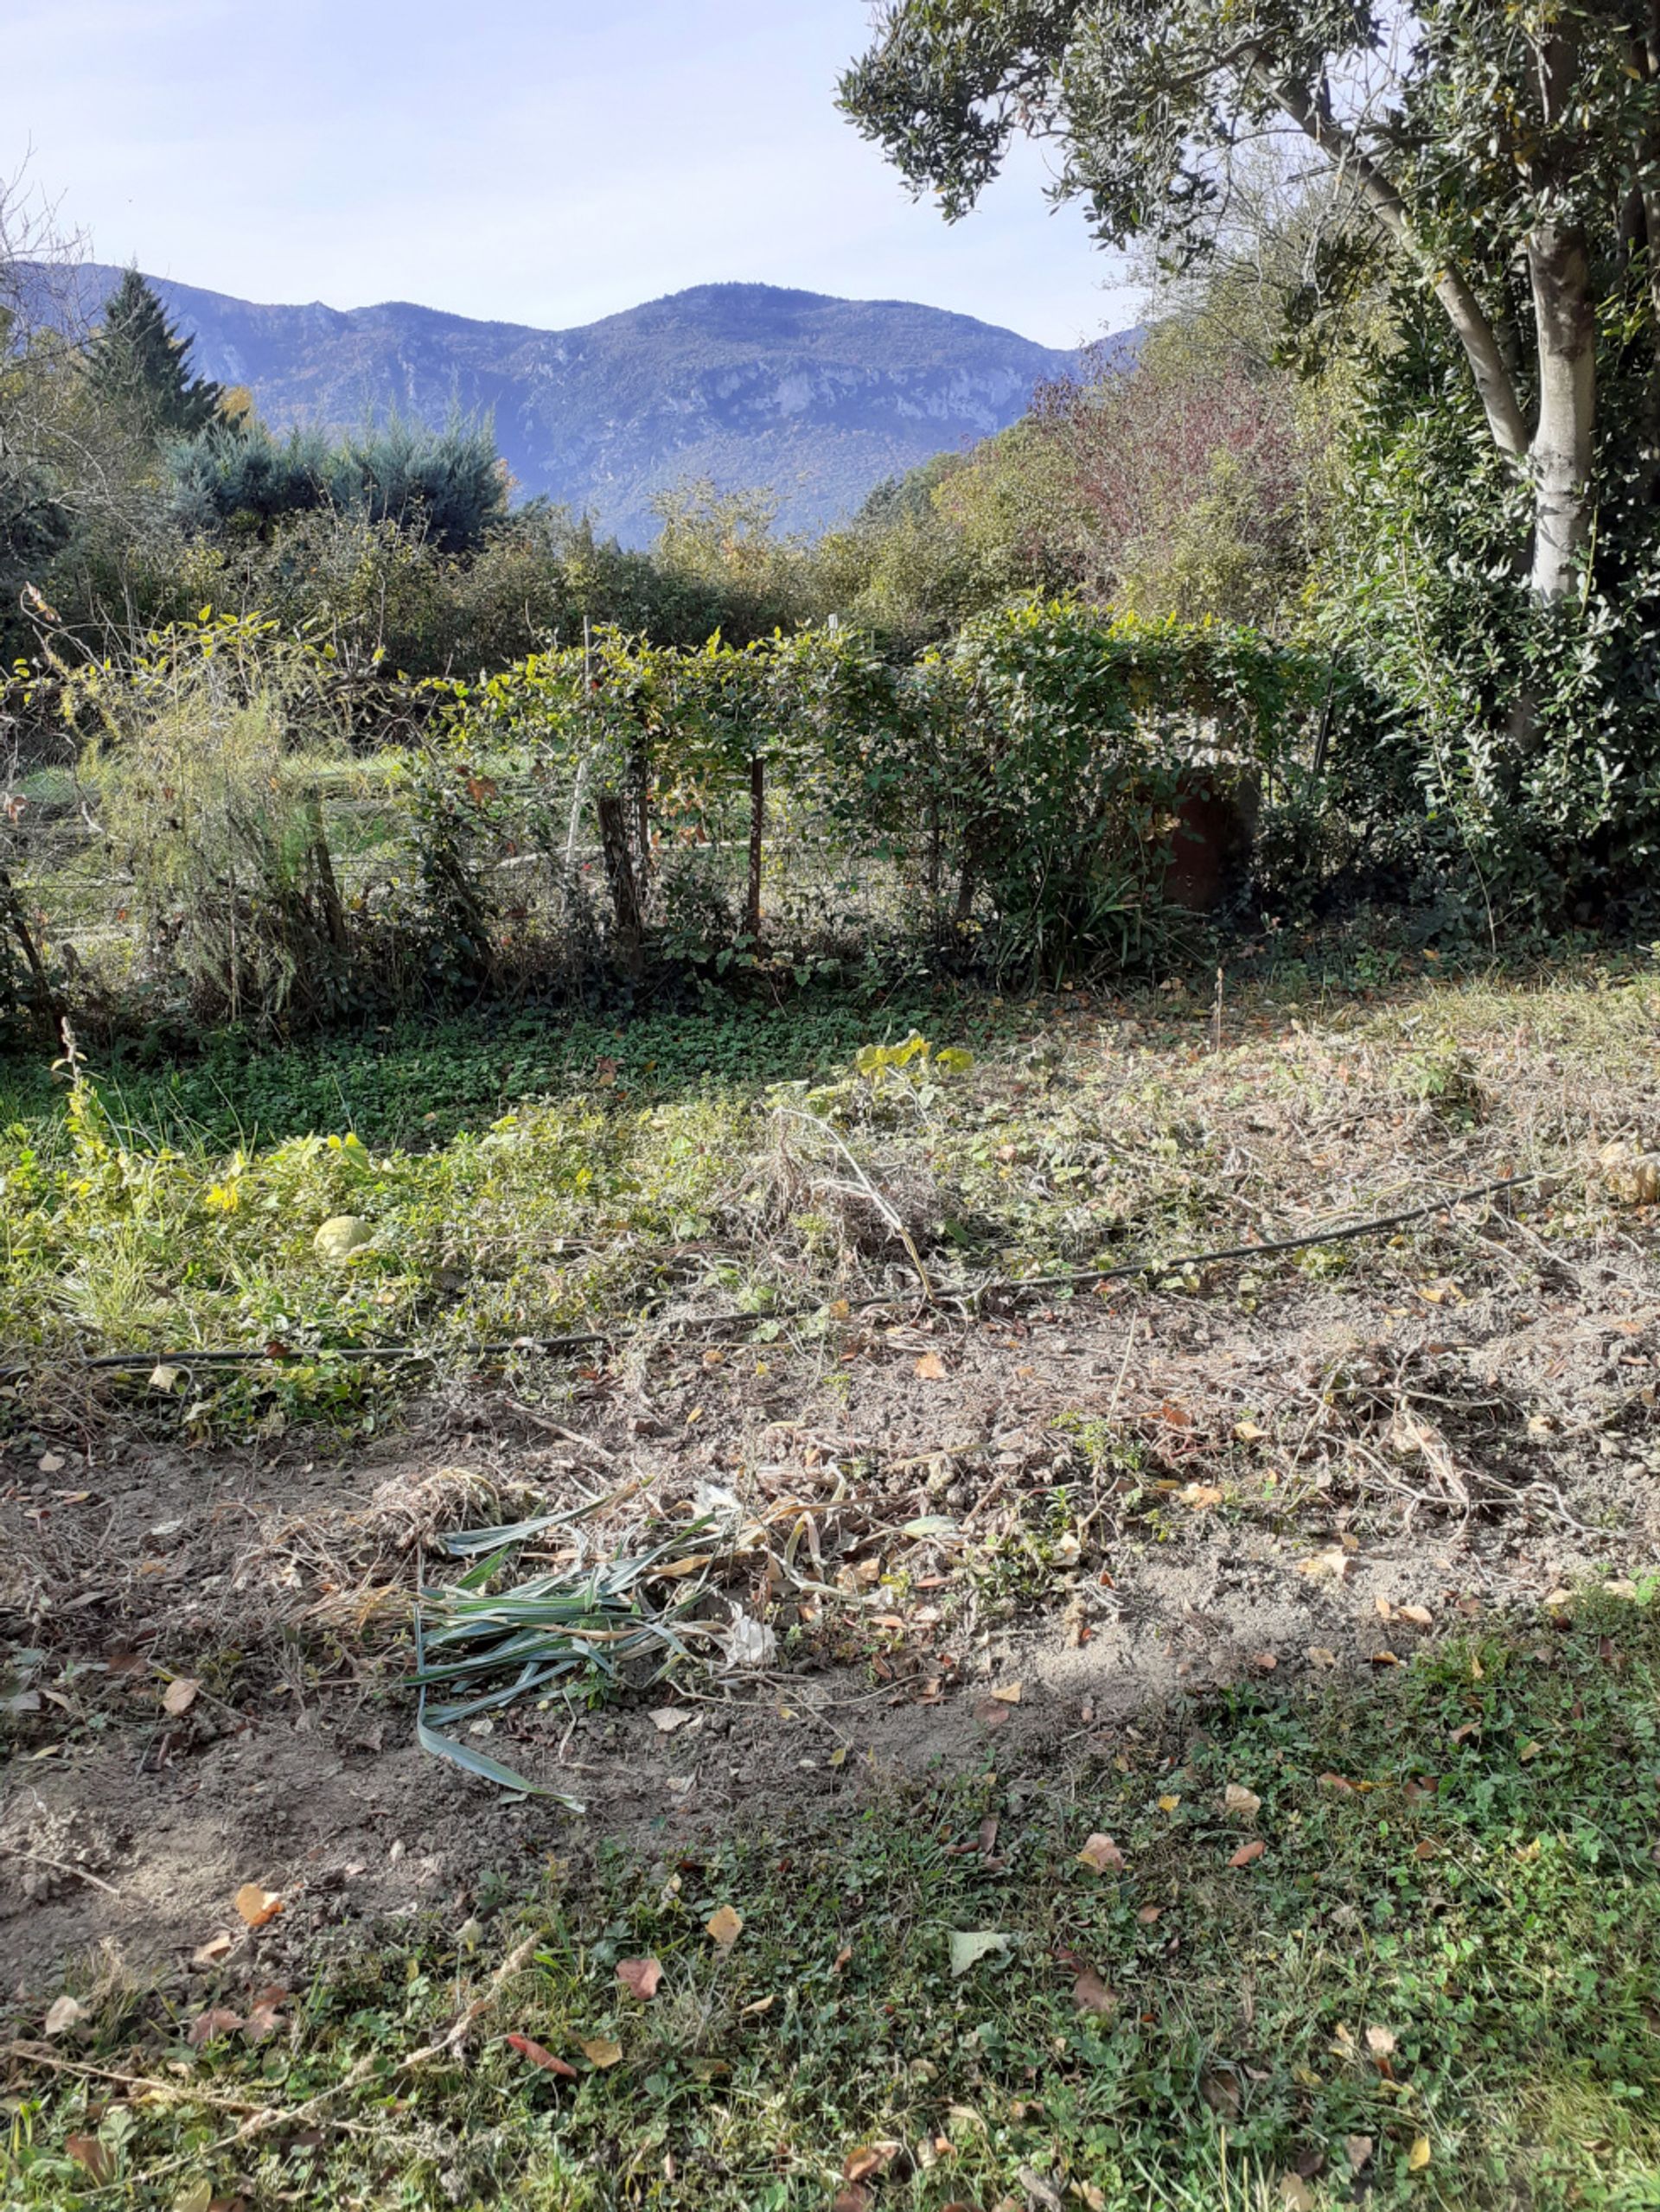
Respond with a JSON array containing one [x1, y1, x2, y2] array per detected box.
[[4, 1171, 1548, 1385]]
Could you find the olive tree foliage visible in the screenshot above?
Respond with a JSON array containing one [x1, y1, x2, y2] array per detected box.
[[840, 2, 1659, 617]]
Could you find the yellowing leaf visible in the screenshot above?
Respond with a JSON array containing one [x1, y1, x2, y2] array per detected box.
[[1408, 2135, 1432, 2171], [233, 1883, 284, 1929], [1306, 1645, 1339, 1669], [1158, 1794, 1181, 1813], [580, 2036, 623, 2069], [706, 1904, 744, 1947], [988, 1681, 1022, 1705]]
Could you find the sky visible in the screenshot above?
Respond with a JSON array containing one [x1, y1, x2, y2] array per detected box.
[[3, 0, 1139, 349]]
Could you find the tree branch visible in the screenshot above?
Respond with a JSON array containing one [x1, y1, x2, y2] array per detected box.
[[1262, 64, 1530, 462]]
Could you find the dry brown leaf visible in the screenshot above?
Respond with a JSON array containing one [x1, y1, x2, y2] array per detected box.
[[1398, 1604, 1433, 1627], [1072, 1967, 1116, 2017], [581, 2036, 623, 2069], [191, 1933, 235, 1969], [1179, 1483, 1224, 1509], [1223, 1783, 1261, 1820], [914, 1353, 948, 1380], [843, 2144, 898, 2183], [1345, 2134, 1375, 2172], [649, 1707, 694, 1733], [1365, 2024, 1397, 2059], [163, 1677, 201, 1717], [188, 2007, 244, 2047], [233, 1884, 283, 1929], [65, 2136, 112, 2186], [739, 1993, 776, 2017], [616, 1957, 663, 2001], [43, 1995, 83, 2037], [1252, 1650, 1279, 1672], [1278, 2176, 1315, 2211], [973, 1699, 1011, 1729], [988, 1681, 1022, 1705], [706, 1903, 744, 1947], [505, 2033, 577, 2076], [1306, 1646, 1339, 1669], [1229, 1839, 1267, 1869], [1076, 1833, 1127, 1873]]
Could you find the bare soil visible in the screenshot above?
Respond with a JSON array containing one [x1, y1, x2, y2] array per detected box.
[[5, 1237, 1656, 2005]]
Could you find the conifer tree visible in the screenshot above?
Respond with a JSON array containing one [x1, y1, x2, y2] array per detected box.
[[84, 267, 222, 441]]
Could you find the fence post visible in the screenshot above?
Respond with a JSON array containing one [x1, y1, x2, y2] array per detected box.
[[745, 754, 765, 940], [597, 794, 643, 979]]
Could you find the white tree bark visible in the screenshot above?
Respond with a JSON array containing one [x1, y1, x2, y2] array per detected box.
[[1525, 222, 1597, 605]]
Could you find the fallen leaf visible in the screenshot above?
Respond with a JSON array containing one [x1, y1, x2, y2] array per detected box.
[[1298, 1547, 1350, 1582], [706, 1904, 744, 1947], [948, 1928, 1010, 1976], [1076, 1832, 1127, 1873], [973, 1699, 1011, 1729], [1229, 1839, 1267, 1869], [616, 1957, 663, 2001], [1252, 1650, 1278, 1672], [1398, 1604, 1433, 1627], [915, 1353, 948, 1380], [43, 1995, 83, 2037], [832, 1944, 852, 1973], [988, 1681, 1023, 1705], [1158, 1793, 1180, 1813], [832, 2191, 872, 2212], [843, 2144, 898, 2183], [1180, 1483, 1223, 1508], [1223, 1783, 1261, 1820], [1365, 2024, 1397, 2059], [1278, 2176, 1315, 2211], [1017, 2164, 1065, 2212], [1519, 1739, 1542, 1763], [1072, 1967, 1116, 2016], [188, 2007, 245, 2047], [1200, 2066, 1242, 2117], [1160, 1401, 1194, 1428], [1345, 2133, 1375, 2171], [581, 2036, 623, 2069], [649, 1706, 694, 1734], [1306, 1646, 1338, 1669], [1408, 2134, 1432, 2171], [504, 2033, 577, 2077], [65, 2136, 112, 2185], [233, 1884, 283, 1929], [241, 2000, 285, 2043], [1233, 1419, 1266, 1442], [173, 2179, 214, 2212], [191, 1933, 236, 1969], [1375, 1595, 1395, 1619], [740, 1993, 775, 2017], [1136, 1904, 1162, 1924], [163, 1677, 201, 1718], [38, 1452, 65, 1476]]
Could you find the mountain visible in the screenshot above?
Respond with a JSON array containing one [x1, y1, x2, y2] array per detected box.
[[32, 265, 1120, 543]]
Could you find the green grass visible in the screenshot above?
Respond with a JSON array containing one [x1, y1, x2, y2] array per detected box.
[[10, 1593, 1660, 2209]]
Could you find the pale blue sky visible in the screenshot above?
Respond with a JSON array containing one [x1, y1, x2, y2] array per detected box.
[[4, 0, 1136, 347]]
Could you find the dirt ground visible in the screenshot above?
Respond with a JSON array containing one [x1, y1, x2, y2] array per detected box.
[[5, 1223, 1657, 2008]]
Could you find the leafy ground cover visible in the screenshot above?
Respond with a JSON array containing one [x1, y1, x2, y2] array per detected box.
[[5, 1590, 1658, 2211]]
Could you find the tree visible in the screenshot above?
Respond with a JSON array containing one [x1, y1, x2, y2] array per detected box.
[[84, 267, 222, 441], [840, 2, 1659, 617]]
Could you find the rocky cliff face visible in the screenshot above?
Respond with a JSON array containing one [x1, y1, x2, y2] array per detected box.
[[39, 269, 1109, 540]]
